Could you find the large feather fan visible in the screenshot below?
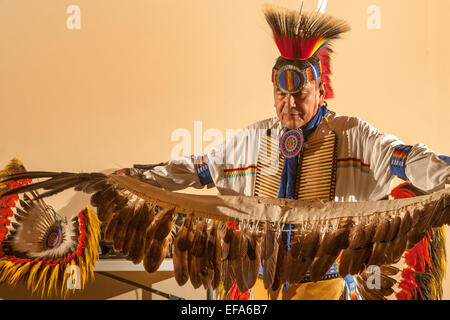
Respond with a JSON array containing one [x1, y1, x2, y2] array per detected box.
[[0, 167, 448, 297]]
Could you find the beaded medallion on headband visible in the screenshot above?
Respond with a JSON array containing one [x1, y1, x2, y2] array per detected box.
[[264, 5, 350, 98]]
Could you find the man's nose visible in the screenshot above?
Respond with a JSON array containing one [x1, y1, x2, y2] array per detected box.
[[286, 94, 296, 107]]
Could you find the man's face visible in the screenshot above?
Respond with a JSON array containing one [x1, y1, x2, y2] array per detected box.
[[274, 80, 326, 130]]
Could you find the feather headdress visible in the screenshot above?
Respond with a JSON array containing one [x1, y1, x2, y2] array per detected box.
[[263, 5, 350, 98]]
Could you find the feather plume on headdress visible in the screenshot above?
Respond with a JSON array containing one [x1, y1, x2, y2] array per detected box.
[[263, 5, 350, 99]]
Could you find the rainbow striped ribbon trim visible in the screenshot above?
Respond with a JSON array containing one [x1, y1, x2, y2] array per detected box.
[[337, 158, 370, 173], [390, 145, 413, 180], [223, 165, 257, 178]]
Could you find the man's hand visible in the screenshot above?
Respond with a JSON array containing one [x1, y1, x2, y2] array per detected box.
[[112, 168, 131, 176]]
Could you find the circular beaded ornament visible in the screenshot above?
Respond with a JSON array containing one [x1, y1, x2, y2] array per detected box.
[[280, 129, 304, 158], [43, 225, 63, 250], [275, 65, 304, 94]]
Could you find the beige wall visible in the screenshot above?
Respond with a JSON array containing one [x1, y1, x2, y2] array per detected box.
[[0, 0, 449, 299]]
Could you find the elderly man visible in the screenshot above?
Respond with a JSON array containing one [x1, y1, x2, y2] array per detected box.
[[117, 6, 449, 300]]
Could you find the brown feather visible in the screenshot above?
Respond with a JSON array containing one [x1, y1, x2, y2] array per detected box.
[[406, 229, 426, 249], [229, 230, 247, 261], [246, 233, 262, 289], [385, 234, 407, 264], [188, 254, 202, 289], [262, 231, 279, 289], [234, 257, 249, 293], [348, 223, 365, 249], [122, 202, 150, 257], [360, 271, 396, 290], [283, 231, 307, 283], [90, 190, 104, 207], [173, 233, 189, 286], [349, 245, 372, 276], [207, 223, 218, 270], [430, 196, 449, 227], [143, 238, 168, 274], [199, 237, 212, 290], [95, 187, 116, 208], [362, 223, 376, 245], [127, 202, 155, 264], [320, 227, 350, 256], [246, 256, 261, 290], [221, 259, 236, 293], [372, 219, 391, 242], [143, 207, 175, 252], [271, 243, 287, 291], [222, 228, 234, 260], [112, 206, 135, 252], [301, 229, 321, 259], [287, 256, 313, 284], [399, 210, 413, 235], [338, 248, 353, 277], [385, 216, 401, 242], [190, 220, 207, 257], [234, 230, 260, 293], [153, 207, 177, 241], [287, 235, 303, 259], [262, 226, 275, 260], [412, 205, 435, 233], [284, 230, 319, 283], [97, 200, 117, 223], [176, 216, 195, 251], [440, 195, 450, 225], [104, 211, 121, 241], [380, 265, 400, 276], [309, 254, 337, 283], [212, 224, 224, 289], [367, 241, 387, 266], [212, 266, 221, 290], [83, 177, 109, 194], [355, 276, 387, 300]]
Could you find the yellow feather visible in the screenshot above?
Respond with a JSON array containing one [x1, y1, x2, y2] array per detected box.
[[69, 260, 78, 295], [46, 264, 60, 296], [35, 264, 50, 297], [3, 262, 23, 284], [61, 260, 78, 297], [0, 261, 15, 282], [26, 261, 43, 292], [60, 262, 70, 297], [0, 261, 9, 279], [76, 256, 86, 290], [9, 262, 31, 286], [85, 206, 101, 282]]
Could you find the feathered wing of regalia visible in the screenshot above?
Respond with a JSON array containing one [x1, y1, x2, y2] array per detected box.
[[0, 159, 100, 296], [0, 161, 449, 299], [348, 183, 447, 300]]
